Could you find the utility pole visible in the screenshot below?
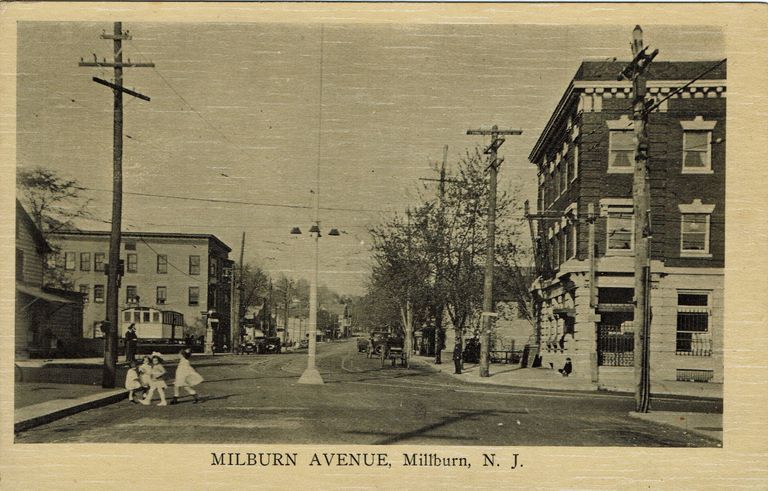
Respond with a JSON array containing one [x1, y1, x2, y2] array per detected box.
[[404, 209, 414, 368], [79, 22, 153, 388], [229, 261, 237, 351], [419, 145, 457, 365], [467, 125, 523, 377], [232, 232, 245, 350], [619, 25, 658, 413], [283, 279, 292, 346], [268, 279, 274, 337], [524, 200, 542, 352]]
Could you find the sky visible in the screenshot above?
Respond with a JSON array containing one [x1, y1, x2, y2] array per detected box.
[[16, 22, 725, 295]]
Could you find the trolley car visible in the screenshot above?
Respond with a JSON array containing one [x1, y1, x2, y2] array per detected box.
[[120, 307, 186, 353]]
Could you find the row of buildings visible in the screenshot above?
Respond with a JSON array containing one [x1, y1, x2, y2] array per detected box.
[[15, 203, 234, 358], [15, 203, 354, 357]]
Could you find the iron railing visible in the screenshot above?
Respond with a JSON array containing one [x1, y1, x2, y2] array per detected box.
[[676, 309, 711, 356], [676, 332, 712, 356], [597, 324, 634, 367], [676, 368, 714, 383]]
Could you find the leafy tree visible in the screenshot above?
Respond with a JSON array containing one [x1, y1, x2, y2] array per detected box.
[[367, 146, 532, 361], [370, 205, 434, 342], [441, 148, 530, 350], [16, 166, 93, 289], [238, 262, 271, 322]]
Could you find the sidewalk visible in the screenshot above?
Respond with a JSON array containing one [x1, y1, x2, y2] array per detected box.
[[15, 384, 128, 433], [14, 353, 208, 433], [411, 355, 598, 392], [14, 352, 185, 369], [412, 353, 722, 399], [16, 382, 112, 409]]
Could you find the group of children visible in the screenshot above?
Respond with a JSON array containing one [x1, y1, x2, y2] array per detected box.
[[124, 348, 204, 406]]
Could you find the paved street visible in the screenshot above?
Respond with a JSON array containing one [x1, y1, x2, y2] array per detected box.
[[16, 340, 721, 446]]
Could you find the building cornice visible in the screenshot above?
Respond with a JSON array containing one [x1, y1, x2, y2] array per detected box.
[[572, 79, 727, 90], [51, 230, 232, 253], [529, 75, 726, 165]]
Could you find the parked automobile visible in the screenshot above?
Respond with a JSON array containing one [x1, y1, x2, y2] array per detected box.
[[356, 338, 369, 352], [297, 339, 309, 349], [262, 337, 282, 354], [240, 341, 257, 354]]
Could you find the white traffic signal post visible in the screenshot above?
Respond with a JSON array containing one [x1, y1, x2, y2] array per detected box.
[[291, 224, 339, 385], [204, 310, 218, 355]]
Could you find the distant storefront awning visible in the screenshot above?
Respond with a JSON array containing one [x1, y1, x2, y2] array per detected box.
[[16, 284, 79, 305]]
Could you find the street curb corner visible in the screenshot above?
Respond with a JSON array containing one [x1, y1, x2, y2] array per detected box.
[[15, 389, 128, 434]]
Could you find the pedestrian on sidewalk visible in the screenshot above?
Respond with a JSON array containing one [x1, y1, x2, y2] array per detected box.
[[171, 348, 203, 405], [124, 360, 141, 403], [140, 352, 168, 406], [558, 357, 573, 377], [124, 323, 138, 363], [453, 343, 462, 375], [367, 336, 375, 359]]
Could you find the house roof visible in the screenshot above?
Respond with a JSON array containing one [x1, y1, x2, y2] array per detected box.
[[529, 60, 726, 164], [16, 284, 81, 304], [51, 230, 232, 253], [16, 199, 52, 253]]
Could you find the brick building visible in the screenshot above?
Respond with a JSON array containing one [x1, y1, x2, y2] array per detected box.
[[15, 200, 84, 358], [50, 231, 233, 348], [529, 61, 725, 391]]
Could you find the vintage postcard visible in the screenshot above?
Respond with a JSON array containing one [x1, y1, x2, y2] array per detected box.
[[1, 2, 766, 489]]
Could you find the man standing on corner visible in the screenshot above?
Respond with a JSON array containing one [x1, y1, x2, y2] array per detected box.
[[453, 342, 462, 375], [124, 323, 138, 363]]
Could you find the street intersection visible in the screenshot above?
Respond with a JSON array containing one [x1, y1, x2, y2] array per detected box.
[[16, 340, 721, 446]]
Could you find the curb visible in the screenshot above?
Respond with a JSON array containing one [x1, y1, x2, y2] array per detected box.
[[628, 411, 723, 443], [15, 389, 128, 433], [410, 357, 602, 395]]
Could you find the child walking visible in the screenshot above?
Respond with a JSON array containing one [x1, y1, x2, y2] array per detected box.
[[140, 352, 168, 406], [172, 348, 203, 405], [138, 355, 152, 397], [124, 361, 141, 403]]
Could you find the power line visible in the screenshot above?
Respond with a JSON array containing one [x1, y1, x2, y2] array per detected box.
[[127, 37, 258, 173], [81, 186, 393, 214]]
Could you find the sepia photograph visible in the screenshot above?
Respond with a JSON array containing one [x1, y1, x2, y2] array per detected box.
[[11, 18, 727, 446], [1, 2, 766, 489]]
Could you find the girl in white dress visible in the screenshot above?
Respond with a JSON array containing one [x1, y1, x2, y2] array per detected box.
[[172, 348, 203, 404], [138, 356, 152, 396], [124, 361, 141, 403], [140, 353, 168, 406]]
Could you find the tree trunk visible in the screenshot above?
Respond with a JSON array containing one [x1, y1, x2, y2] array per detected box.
[[433, 304, 444, 364]]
